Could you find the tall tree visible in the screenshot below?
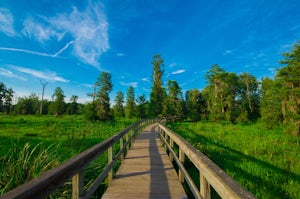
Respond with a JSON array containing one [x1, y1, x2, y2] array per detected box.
[[237, 72, 260, 121], [113, 91, 125, 118], [150, 54, 166, 117], [50, 87, 65, 116], [4, 88, 14, 114], [205, 65, 239, 121], [261, 78, 282, 128], [276, 41, 300, 135], [0, 82, 7, 112], [163, 80, 184, 118], [125, 86, 135, 118], [96, 72, 113, 121], [67, 95, 79, 115], [136, 94, 148, 119], [186, 89, 202, 121]]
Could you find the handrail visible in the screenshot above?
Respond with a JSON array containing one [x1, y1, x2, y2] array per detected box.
[[1, 119, 157, 199], [158, 123, 256, 199]]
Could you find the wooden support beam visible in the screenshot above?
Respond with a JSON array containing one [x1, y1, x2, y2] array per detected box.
[[120, 136, 124, 161], [108, 146, 113, 183], [200, 173, 211, 199], [179, 148, 185, 183], [72, 170, 84, 199]]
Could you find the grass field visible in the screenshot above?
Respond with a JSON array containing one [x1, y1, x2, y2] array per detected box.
[[167, 121, 300, 199], [0, 115, 137, 197], [1, 115, 299, 198]]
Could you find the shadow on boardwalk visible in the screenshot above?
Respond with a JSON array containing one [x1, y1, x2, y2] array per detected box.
[[102, 124, 187, 199]]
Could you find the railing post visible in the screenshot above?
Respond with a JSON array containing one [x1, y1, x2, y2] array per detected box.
[[179, 148, 185, 182], [169, 138, 174, 161], [72, 170, 84, 199], [120, 136, 124, 161], [108, 146, 113, 183], [126, 131, 129, 151], [200, 173, 211, 199]]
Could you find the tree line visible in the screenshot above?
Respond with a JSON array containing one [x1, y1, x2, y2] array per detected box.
[[0, 41, 299, 135]]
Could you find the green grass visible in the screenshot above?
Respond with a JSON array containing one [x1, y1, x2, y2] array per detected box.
[[167, 121, 300, 199], [0, 115, 137, 197]]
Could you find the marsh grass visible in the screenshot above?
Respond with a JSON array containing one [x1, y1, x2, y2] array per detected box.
[[0, 115, 137, 197], [0, 143, 60, 195], [168, 121, 300, 199]]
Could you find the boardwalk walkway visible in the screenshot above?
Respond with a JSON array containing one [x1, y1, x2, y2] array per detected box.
[[102, 124, 187, 199]]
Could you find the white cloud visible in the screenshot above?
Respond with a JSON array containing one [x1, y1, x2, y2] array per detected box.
[[120, 81, 138, 88], [142, 77, 150, 83], [223, 50, 232, 55], [117, 53, 125, 57], [0, 8, 16, 37], [171, 69, 185, 75], [11, 65, 69, 83], [22, 2, 109, 68], [0, 67, 26, 80], [82, 83, 94, 88], [169, 63, 176, 67], [22, 17, 64, 43], [49, 3, 109, 68]]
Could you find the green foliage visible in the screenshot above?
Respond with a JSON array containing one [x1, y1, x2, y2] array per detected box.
[[113, 91, 124, 118], [14, 93, 40, 115], [49, 87, 66, 116], [168, 121, 300, 199], [136, 94, 148, 119], [0, 143, 60, 195], [163, 80, 185, 118], [125, 86, 135, 118], [0, 82, 14, 113], [150, 54, 166, 117], [95, 72, 113, 121], [0, 115, 137, 196], [186, 89, 204, 121]]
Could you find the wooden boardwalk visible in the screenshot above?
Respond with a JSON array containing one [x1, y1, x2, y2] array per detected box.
[[102, 124, 187, 199]]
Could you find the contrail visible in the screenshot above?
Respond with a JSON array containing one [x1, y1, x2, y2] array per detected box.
[[0, 47, 56, 57], [53, 40, 75, 57], [0, 40, 75, 58]]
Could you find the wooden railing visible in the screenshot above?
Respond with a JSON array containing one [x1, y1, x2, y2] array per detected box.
[[1, 119, 156, 199], [158, 123, 256, 199]]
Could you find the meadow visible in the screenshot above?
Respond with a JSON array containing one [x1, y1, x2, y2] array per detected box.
[[1, 115, 299, 198], [167, 121, 300, 199], [0, 115, 136, 197]]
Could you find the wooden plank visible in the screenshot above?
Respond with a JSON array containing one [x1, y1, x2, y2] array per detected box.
[[102, 124, 187, 199]]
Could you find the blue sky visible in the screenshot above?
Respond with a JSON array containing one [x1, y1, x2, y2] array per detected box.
[[1, 0, 300, 103]]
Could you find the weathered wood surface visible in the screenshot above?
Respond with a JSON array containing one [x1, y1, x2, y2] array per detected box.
[[102, 124, 187, 199]]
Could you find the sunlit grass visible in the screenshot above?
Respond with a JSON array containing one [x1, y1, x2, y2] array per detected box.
[[0, 115, 137, 196], [167, 121, 300, 199]]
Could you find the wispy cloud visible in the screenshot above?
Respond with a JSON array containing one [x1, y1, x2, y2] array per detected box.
[[11, 65, 69, 82], [169, 63, 176, 67], [142, 77, 150, 83], [0, 8, 16, 37], [171, 69, 185, 75], [223, 50, 232, 55], [117, 53, 125, 57], [22, 17, 64, 43], [120, 81, 138, 88], [0, 67, 26, 80], [21, 2, 109, 68], [82, 83, 94, 88]]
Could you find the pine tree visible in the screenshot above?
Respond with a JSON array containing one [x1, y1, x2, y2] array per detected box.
[[150, 54, 166, 117]]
